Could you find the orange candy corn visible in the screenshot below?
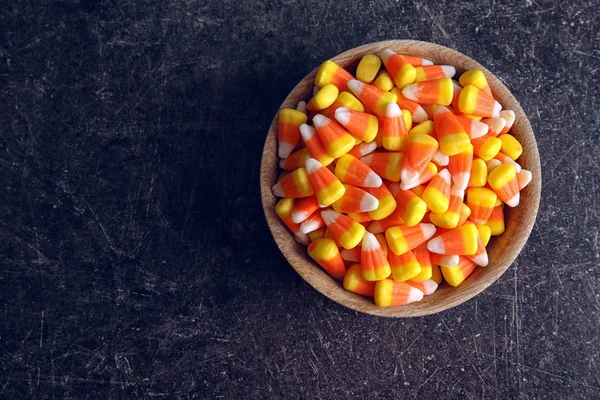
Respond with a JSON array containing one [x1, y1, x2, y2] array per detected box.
[[499, 110, 516, 135], [272, 167, 314, 198], [430, 264, 443, 284], [430, 252, 459, 267], [315, 60, 354, 92], [321, 209, 366, 249], [361, 232, 392, 281], [382, 102, 409, 151], [276, 198, 310, 245], [400, 133, 439, 185], [466, 225, 489, 266], [374, 279, 423, 306], [401, 54, 433, 67], [388, 249, 422, 281], [291, 195, 320, 224], [455, 115, 489, 139], [402, 78, 454, 106], [321, 91, 365, 119], [466, 187, 497, 225], [400, 162, 438, 191], [366, 207, 404, 234], [348, 141, 377, 158], [280, 147, 310, 171], [306, 158, 345, 206], [332, 184, 379, 213], [448, 149, 474, 190], [389, 183, 428, 226], [343, 264, 376, 296], [312, 114, 355, 158], [334, 107, 379, 143], [485, 205, 505, 235], [335, 154, 382, 188], [386, 223, 437, 256], [488, 163, 520, 207], [422, 169, 452, 214], [299, 124, 335, 166], [341, 246, 361, 262], [299, 210, 325, 234], [380, 49, 417, 88], [406, 279, 438, 295], [427, 222, 479, 255], [414, 65, 456, 82], [308, 238, 347, 280], [429, 186, 465, 229], [363, 184, 397, 221], [412, 244, 433, 281], [441, 256, 477, 287], [278, 108, 308, 158], [457, 85, 502, 118], [390, 87, 429, 123], [361, 152, 403, 182], [347, 79, 398, 117], [434, 106, 472, 156]]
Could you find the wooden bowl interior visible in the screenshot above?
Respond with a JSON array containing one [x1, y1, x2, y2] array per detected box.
[[260, 40, 541, 317]]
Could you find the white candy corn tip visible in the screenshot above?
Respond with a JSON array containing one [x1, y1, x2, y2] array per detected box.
[[401, 83, 419, 102], [433, 105, 450, 118], [366, 221, 384, 234], [505, 192, 520, 208], [358, 141, 378, 157], [363, 171, 383, 188], [427, 237, 445, 254], [321, 209, 339, 225], [361, 232, 380, 250], [506, 159, 522, 172], [470, 120, 489, 139], [380, 49, 396, 64], [420, 280, 439, 295], [304, 157, 322, 174], [487, 159, 502, 172], [334, 107, 351, 125], [312, 114, 330, 129], [492, 100, 502, 117], [299, 123, 316, 140], [485, 117, 506, 134], [452, 172, 470, 191], [294, 233, 310, 245], [433, 151, 449, 166], [347, 79, 364, 96], [360, 193, 379, 212], [442, 66, 456, 79], [291, 210, 310, 224], [470, 252, 489, 267], [341, 249, 360, 262], [421, 58, 434, 66], [400, 169, 420, 187], [272, 181, 285, 197], [300, 219, 320, 234], [385, 102, 402, 117], [407, 287, 424, 304], [451, 187, 465, 200], [500, 110, 516, 130], [412, 106, 429, 124], [278, 142, 294, 159], [296, 100, 307, 113], [518, 170, 533, 189], [441, 254, 459, 266], [437, 169, 451, 184], [421, 223, 437, 241]]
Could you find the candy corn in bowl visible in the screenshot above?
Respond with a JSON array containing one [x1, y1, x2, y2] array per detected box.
[[260, 40, 541, 317]]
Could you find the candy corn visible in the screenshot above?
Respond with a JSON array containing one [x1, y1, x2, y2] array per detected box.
[[305, 158, 345, 206], [412, 244, 433, 281], [334, 107, 379, 143], [467, 225, 489, 267], [427, 222, 479, 255], [457, 85, 501, 117], [402, 78, 454, 106], [430, 264, 443, 284], [448, 149, 473, 190], [389, 249, 422, 281], [332, 184, 379, 213], [401, 134, 439, 185], [441, 257, 477, 287], [356, 54, 382, 84], [466, 187, 497, 224], [422, 169, 452, 214], [321, 91, 365, 118], [308, 238, 346, 279], [312, 114, 355, 158], [280, 148, 310, 171], [434, 106, 472, 156], [321, 209, 366, 249], [389, 184, 428, 226], [307, 84, 339, 111], [429, 186, 465, 229], [485, 205, 505, 235], [400, 162, 438, 191], [406, 280, 438, 295], [458, 70, 493, 98], [373, 70, 394, 91], [380, 49, 417, 88], [481, 117, 506, 137], [386, 223, 437, 256], [488, 163, 520, 207], [374, 279, 423, 307], [363, 184, 397, 220], [430, 252, 459, 267], [299, 210, 325, 234], [499, 110, 516, 135], [468, 158, 488, 188], [315, 60, 353, 91], [472, 135, 502, 161], [432, 150, 449, 167], [494, 152, 522, 172], [300, 124, 335, 166], [278, 108, 308, 158], [455, 115, 489, 139], [390, 87, 429, 123], [498, 134, 523, 160], [347, 79, 397, 117], [276, 198, 311, 244], [291, 195, 320, 224], [343, 264, 376, 296], [272, 167, 314, 198], [382, 102, 409, 151], [409, 120, 434, 137], [361, 232, 392, 281], [361, 152, 403, 182], [334, 154, 382, 188], [517, 169, 532, 190], [348, 141, 378, 158], [415, 65, 456, 82]]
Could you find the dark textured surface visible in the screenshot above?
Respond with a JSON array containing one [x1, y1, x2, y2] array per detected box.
[[1, 1, 599, 399]]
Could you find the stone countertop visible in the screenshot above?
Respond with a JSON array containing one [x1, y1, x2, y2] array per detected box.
[[1, 1, 599, 399]]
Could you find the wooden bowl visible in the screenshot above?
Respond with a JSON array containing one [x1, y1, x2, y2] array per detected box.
[[260, 40, 541, 317]]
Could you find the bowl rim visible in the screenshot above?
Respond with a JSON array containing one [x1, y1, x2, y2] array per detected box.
[[260, 40, 542, 317]]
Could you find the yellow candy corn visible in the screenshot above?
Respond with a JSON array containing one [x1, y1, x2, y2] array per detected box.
[[475, 223, 491, 246], [459, 70, 493, 97], [409, 120, 434, 136], [472, 135, 502, 161], [312, 114, 355, 158], [356, 54, 382, 84], [305, 158, 345, 206], [422, 169, 452, 214], [466, 187, 497, 224], [429, 187, 464, 229], [373, 70, 394, 91], [488, 163, 520, 207], [386, 223, 437, 256], [315, 60, 353, 91], [441, 257, 477, 287], [389, 249, 422, 281], [308, 227, 326, 241], [363, 185, 397, 221], [485, 205, 505, 236], [468, 158, 488, 187], [321, 210, 366, 250], [389, 184, 428, 227], [498, 134, 523, 160], [343, 264, 376, 296], [307, 84, 339, 111], [430, 264, 443, 285]]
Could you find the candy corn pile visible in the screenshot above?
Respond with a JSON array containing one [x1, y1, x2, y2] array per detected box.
[[272, 49, 532, 307]]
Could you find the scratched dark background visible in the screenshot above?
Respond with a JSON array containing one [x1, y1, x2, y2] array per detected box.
[[1, 1, 599, 399]]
